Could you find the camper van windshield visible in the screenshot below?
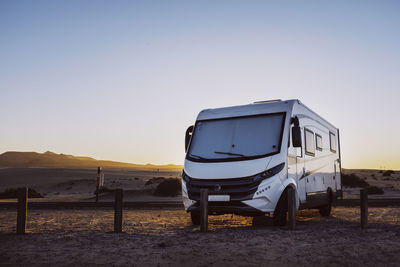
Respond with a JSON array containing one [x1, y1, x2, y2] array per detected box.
[[187, 112, 286, 162]]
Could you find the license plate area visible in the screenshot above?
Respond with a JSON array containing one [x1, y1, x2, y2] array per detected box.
[[208, 195, 230, 202]]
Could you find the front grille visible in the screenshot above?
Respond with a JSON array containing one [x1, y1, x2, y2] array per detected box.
[[186, 175, 261, 201]]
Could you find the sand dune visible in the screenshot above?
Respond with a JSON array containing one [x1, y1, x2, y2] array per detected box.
[[0, 151, 182, 170]]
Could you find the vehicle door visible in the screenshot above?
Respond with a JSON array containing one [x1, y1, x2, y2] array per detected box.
[[288, 127, 306, 202]]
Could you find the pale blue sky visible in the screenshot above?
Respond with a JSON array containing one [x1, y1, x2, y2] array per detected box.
[[1, 0, 399, 169]]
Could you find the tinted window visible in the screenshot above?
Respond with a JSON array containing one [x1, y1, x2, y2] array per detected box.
[[329, 132, 337, 153], [304, 128, 315, 156], [316, 134, 322, 151]]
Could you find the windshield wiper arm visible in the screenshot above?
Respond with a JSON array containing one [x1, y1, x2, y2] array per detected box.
[[189, 154, 208, 160], [214, 151, 246, 157]]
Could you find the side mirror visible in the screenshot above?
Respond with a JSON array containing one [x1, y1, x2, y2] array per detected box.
[[185, 125, 194, 152], [292, 126, 302, 147]]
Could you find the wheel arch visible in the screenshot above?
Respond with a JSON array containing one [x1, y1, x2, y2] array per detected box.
[[276, 179, 300, 211]]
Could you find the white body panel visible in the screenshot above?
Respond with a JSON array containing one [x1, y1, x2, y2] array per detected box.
[[182, 99, 341, 215]]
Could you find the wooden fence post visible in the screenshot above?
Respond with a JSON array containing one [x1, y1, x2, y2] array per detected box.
[[96, 167, 101, 203], [114, 189, 123, 233], [360, 189, 368, 230], [200, 189, 208, 232], [17, 187, 28, 234], [287, 187, 296, 230]]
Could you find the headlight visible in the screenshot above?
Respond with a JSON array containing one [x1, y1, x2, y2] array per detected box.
[[182, 170, 191, 183], [253, 162, 285, 183]]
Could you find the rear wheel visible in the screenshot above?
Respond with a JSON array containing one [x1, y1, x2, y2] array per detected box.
[[319, 204, 331, 217], [273, 190, 288, 226], [319, 189, 333, 217], [190, 211, 200, 225]]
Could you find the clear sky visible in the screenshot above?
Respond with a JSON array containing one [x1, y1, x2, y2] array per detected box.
[[1, 0, 399, 169]]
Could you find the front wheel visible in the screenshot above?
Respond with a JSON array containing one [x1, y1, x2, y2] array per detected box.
[[190, 211, 200, 225], [273, 190, 288, 226]]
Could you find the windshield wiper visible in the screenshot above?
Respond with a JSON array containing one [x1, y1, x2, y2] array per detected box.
[[189, 154, 208, 160], [214, 151, 246, 157]]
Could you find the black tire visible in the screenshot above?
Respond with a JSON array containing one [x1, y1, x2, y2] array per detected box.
[[319, 204, 331, 217], [319, 189, 333, 217], [190, 211, 200, 225], [273, 190, 288, 226]]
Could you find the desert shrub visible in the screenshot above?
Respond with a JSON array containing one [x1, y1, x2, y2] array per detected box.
[[342, 173, 384, 194], [366, 185, 384, 195], [145, 177, 165, 186], [0, 188, 43, 199], [342, 173, 369, 188], [153, 178, 181, 197], [383, 170, 394, 177]]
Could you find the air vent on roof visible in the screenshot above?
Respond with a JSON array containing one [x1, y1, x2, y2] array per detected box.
[[253, 99, 282, 104]]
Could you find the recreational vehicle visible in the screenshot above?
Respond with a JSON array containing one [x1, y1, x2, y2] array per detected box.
[[182, 99, 342, 226]]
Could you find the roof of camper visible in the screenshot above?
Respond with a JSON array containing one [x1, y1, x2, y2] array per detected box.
[[196, 99, 337, 129], [196, 99, 297, 121]]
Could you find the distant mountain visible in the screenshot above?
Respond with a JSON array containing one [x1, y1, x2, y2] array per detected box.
[[0, 151, 182, 170]]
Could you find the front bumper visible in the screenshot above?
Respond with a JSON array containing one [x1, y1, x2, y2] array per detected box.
[[182, 174, 283, 215], [187, 201, 265, 216]]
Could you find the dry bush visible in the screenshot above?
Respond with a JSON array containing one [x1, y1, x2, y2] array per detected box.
[[342, 173, 369, 187], [153, 178, 181, 197], [145, 177, 166, 186], [383, 170, 394, 177], [342, 173, 384, 194]]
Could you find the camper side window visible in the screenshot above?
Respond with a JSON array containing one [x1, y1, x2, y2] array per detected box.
[[316, 134, 322, 151], [329, 132, 337, 153], [304, 128, 315, 156]]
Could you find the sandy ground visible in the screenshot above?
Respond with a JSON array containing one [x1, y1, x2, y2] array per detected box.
[[0, 168, 182, 202], [0, 207, 399, 266]]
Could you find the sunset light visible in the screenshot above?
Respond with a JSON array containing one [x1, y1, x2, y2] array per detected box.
[[1, 1, 399, 169], [1, 2, 400, 266]]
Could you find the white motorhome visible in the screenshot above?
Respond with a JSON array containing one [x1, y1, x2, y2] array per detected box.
[[182, 99, 342, 226]]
